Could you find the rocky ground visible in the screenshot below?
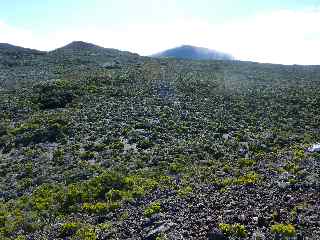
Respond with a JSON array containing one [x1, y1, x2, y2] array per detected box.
[[0, 42, 320, 239]]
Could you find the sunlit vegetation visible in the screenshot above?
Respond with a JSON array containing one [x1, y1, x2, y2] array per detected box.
[[1, 43, 320, 239]]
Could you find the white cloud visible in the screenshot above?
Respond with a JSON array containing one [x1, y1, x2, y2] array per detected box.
[[1, 8, 320, 65], [0, 21, 35, 46], [213, 9, 320, 65]]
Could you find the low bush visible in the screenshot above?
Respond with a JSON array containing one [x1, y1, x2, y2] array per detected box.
[[82, 202, 119, 214], [80, 151, 95, 160], [60, 222, 79, 237], [218, 223, 247, 237], [137, 138, 154, 149], [32, 80, 75, 109], [215, 172, 260, 187], [144, 201, 161, 217], [239, 158, 256, 168], [9, 113, 70, 146], [271, 223, 296, 237], [72, 226, 97, 240]]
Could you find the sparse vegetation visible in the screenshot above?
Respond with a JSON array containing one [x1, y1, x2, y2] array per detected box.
[[218, 223, 247, 237], [239, 158, 256, 168], [144, 201, 161, 217], [271, 224, 296, 237], [33, 79, 75, 109], [60, 222, 79, 237], [0, 42, 319, 239]]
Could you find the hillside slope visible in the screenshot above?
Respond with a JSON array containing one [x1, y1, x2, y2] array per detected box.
[[0, 45, 320, 239], [0, 41, 143, 89]]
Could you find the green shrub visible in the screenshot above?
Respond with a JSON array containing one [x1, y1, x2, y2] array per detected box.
[[176, 124, 188, 134], [64, 184, 83, 207], [72, 226, 97, 240], [0, 207, 24, 236], [271, 224, 296, 237], [60, 222, 79, 237], [222, 164, 231, 173], [110, 140, 124, 150], [15, 235, 26, 240], [233, 224, 247, 237], [144, 202, 161, 217], [80, 151, 95, 160], [9, 122, 40, 136], [293, 149, 304, 160], [177, 186, 192, 197], [33, 80, 75, 109], [239, 158, 256, 168], [82, 202, 117, 214], [0, 124, 7, 136], [218, 223, 247, 237], [10, 114, 69, 146], [284, 162, 300, 174], [218, 223, 232, 236], [97, 222, 112, 231], [106, 189, 123, 201], [0, 171, 162, 236], [93, 143, 106, 152], [155, 233, 168, 240], [17, 178, 33, 190], [23, 147, 37, 158], [24, 162, 33, 176], [53, 148, 64, 164], [235, 172, 260, 185], [218, 177, 233, 187], [169, 162, 183, 173], [137, 139, 154, 149], [215, 172, 260, 187], [85, 84, 98, 93], [30, 184, 62, 214]]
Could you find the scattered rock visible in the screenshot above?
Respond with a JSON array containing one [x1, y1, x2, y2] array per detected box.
[[208, 227, 227, 240], [144, 221, 175, 240], [252, 230, 265, 240], [101, 61, 121, 69], [307, 143, 320, 153]]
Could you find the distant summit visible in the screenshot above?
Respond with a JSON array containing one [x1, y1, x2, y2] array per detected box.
[[49, 41, 141, 66], [51, 41, 140, 60], [151, 45, 233, 60], [0, 43, 44, 55], [54, 41, 104, 51]]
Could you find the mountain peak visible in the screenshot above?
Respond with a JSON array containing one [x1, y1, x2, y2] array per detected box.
[[57, 41, 104, 51], [179, 45, 197, 48], [151, 45, 233, 61]]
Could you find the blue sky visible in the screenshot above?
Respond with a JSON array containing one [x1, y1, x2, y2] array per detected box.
[[1, 0, 320, 64]]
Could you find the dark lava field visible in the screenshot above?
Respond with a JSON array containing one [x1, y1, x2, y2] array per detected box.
[[0, 42, 319, 240]]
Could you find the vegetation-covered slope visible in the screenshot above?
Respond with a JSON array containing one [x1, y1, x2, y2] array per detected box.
[[0, 44, 320, 239], [0, 41, 142, 89]]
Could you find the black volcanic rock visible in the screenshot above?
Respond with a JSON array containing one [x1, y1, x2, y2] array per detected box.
[[151, 45, 233, 60]]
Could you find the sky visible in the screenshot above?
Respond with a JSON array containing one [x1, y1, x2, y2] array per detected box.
[[1, 0, 320, 64]]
